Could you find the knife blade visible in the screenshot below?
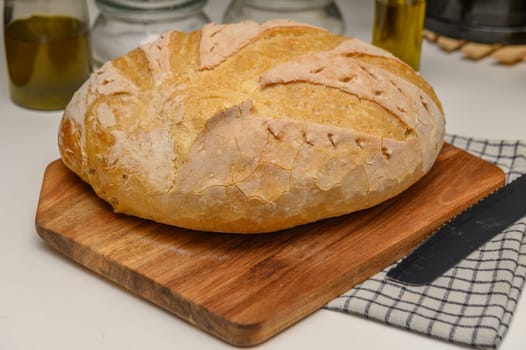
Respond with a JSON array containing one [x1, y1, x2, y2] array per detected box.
[[387, 173, 526, 285]]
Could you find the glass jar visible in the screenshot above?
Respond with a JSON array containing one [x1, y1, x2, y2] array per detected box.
[[223, 0, 344, 34], [3, 0, 93, 110], [91, 0, 210, 66], [372, 0, 426, 71]]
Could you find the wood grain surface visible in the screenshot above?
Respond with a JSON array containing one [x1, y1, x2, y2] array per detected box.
[[35, 143, 505, 346]]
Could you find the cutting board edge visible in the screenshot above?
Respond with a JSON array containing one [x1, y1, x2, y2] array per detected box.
[[35, 219, 290, 347], [33, 161, 279, 346]]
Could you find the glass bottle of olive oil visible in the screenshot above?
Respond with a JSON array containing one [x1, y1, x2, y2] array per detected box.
[[3, 1, 92, 110], [372, 0, 426, 71]]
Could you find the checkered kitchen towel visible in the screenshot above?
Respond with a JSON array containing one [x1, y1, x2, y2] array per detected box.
[[325, 135, 526, 349]]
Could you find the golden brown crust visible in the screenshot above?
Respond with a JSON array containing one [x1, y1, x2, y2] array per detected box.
[[58, 20, 445, 233]]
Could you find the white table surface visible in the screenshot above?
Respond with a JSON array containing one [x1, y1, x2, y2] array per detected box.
[[1, 1, 525, 349]]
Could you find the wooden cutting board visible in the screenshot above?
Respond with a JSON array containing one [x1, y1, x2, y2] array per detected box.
[[36, 143, 504, 346]]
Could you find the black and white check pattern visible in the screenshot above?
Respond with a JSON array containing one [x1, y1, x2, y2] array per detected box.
[[325, 135, 526, 349]]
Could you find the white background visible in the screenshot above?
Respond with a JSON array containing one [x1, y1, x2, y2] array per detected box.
[[1, 1, 525, 349]]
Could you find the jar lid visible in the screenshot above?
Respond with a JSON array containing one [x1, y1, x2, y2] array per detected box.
[[98, 0, 205, 10], [244, 0, 334, 11], [95, 0, 207, 21]]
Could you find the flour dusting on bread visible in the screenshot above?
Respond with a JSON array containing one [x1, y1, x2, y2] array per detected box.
[[200, 20, 323, 69]]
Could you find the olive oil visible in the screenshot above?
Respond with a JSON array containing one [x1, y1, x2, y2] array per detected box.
[[4, 15, 92, 110], [372, 0, 426, 71]]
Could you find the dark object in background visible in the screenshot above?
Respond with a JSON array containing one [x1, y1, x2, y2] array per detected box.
[[425, 0, 526, 44]]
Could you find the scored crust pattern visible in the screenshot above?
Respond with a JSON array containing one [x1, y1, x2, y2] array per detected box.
[[58, 20, 445, 233]]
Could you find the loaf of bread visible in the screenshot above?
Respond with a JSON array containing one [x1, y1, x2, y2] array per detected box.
[[58, 20, 445, 233]]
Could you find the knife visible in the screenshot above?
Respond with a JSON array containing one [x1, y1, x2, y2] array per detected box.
[[387, 173, 526, 285]]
